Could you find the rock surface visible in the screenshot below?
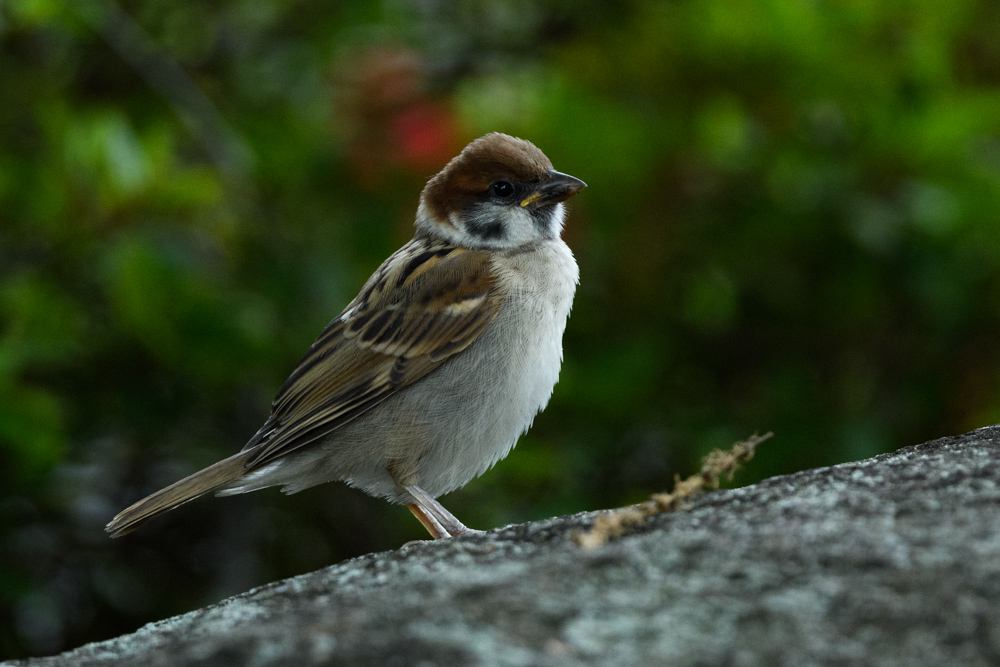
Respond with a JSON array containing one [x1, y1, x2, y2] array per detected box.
[[7, 426, 1000, 666]]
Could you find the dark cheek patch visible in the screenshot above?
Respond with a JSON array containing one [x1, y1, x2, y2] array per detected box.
[[472, 220, 506, 240], [464, 205, 508, 241]]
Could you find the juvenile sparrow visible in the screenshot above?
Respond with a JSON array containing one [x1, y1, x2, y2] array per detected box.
[[106, 133, 585, 540]]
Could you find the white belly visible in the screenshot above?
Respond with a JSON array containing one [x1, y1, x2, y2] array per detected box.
[[230, 239, 579, 502]]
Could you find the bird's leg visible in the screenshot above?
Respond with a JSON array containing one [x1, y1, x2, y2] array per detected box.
[[404, 484, 483, 538], [406, 502, 451, 540], [389, 460, 482, 539]]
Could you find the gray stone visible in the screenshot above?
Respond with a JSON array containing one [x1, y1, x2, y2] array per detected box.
[[7, 426, 1000, 666]]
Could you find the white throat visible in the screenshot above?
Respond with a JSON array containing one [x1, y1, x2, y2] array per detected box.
[[415, 201, 566, 249]]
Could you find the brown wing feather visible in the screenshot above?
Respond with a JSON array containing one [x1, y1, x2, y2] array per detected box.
[[242, 237, 503, 468]]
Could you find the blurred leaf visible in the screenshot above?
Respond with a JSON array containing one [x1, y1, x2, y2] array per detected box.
[[0, 386, 65, 478]]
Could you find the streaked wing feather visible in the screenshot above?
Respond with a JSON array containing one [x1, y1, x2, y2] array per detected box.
[[243, 239, 501, 468]]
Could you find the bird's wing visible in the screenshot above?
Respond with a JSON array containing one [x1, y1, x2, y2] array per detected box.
[[241, 238, 503, 469]]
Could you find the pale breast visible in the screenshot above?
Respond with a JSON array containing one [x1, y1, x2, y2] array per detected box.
[[382, 238, 579, 497], [230, 239, 579, 502]]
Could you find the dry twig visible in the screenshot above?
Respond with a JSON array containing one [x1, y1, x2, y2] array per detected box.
[[574, 432, 773, 549]]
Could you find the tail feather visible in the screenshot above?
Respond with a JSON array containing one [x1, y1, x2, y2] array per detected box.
[[106, 451, 252, 538]]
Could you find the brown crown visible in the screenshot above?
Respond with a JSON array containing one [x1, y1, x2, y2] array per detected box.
[[421, 133, 554, 226]]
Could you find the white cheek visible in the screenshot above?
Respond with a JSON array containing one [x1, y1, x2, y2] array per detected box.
[[464, 202, 565, 248], [501, 206, 542, 245], [415, 200, 567, 249], [509, 202, 565, 242]]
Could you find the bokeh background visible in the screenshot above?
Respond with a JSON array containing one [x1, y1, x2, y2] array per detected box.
[[3, 0, 1000, 658]]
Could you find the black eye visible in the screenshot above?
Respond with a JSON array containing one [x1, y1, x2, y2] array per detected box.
[[490, 180, 514, 199]]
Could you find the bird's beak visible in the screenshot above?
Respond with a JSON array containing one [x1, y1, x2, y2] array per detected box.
[[521, 171, 587, 209]]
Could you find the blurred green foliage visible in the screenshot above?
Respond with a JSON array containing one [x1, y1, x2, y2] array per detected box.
[[3, 0, 1000, 658]]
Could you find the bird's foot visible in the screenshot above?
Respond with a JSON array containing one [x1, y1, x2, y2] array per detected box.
[[404, 484, 483, 539]]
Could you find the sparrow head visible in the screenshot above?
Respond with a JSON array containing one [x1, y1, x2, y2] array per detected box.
[[416, 133, 586, 248]]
